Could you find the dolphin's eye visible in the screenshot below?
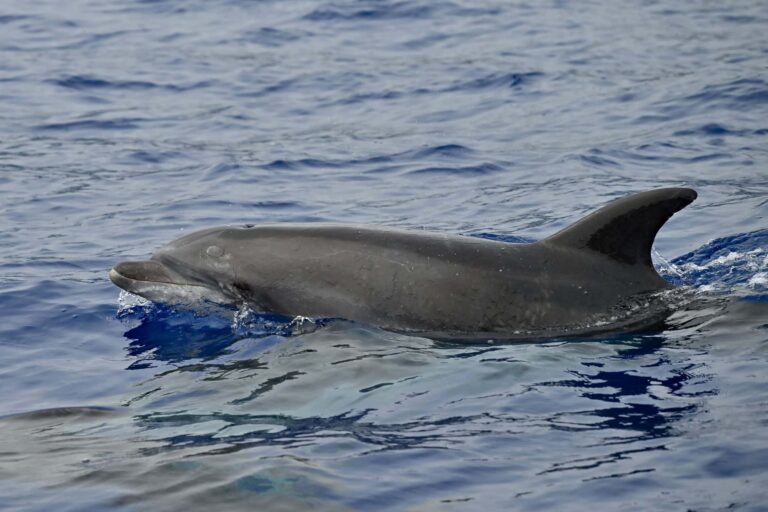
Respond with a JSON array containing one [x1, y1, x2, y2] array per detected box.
[[206, 245, 224, 258]]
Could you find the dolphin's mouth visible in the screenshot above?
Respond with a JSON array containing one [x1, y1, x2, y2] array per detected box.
[[109, 260, 184, 288], [109, 260, 232, 305]]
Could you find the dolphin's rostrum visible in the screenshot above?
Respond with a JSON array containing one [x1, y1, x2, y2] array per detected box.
[[110, 188, 697, 339]]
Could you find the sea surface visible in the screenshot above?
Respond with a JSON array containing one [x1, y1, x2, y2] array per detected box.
[[1, 1, 767, 510]]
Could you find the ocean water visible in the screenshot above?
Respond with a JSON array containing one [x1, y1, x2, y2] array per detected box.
[[1, 0, 767, 510]]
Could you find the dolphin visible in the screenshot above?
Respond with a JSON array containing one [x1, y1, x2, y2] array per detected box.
[[109, 187, 697, 339]]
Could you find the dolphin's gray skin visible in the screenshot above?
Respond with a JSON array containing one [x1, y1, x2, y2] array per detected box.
[[110, 188, 696, 339]]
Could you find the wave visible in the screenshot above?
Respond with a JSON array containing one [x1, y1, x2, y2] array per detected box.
[[51, 75, 212, 93]]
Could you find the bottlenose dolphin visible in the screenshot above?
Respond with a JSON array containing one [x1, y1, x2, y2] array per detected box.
[[110, 188, 696, 339]]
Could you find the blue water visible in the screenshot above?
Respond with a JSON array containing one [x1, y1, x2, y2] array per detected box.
[[1, 0, 767, 510]]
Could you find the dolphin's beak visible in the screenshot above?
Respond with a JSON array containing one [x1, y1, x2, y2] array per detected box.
[[109, 259, 233, 306], [109, 260, 181, 292]]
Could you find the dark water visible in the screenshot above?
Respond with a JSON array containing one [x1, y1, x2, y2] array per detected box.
[[1, 0, 768, 510]]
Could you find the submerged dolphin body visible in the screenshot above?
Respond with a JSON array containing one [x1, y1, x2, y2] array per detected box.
[[110, 188, 697, 339]]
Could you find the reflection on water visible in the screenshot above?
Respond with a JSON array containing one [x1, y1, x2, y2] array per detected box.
[[2, 294, 766, 510]]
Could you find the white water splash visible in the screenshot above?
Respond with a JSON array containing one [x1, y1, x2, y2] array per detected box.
[[657, 247, 767, 294], [748, 272, 768, 288], [232, 304, 321, 337], [117, 290, 152, 313]]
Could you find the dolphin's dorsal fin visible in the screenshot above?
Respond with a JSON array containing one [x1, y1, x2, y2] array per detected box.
[[543, 188, 697, 267]]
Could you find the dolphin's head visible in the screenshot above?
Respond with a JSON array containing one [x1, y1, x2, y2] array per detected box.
[[109, 227, 243, 306]]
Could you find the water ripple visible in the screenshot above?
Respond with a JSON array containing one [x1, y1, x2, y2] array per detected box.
[[1, 0, 767, 510], [51, 75, 212, 92]]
